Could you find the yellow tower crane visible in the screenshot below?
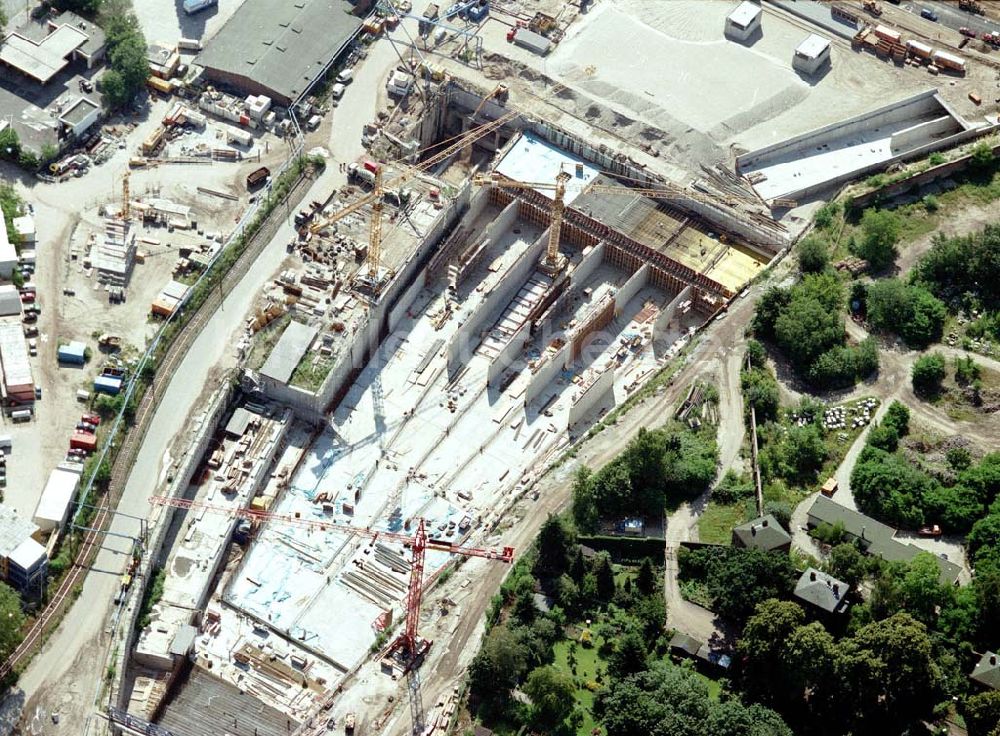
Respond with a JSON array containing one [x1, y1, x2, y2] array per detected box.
[[472, 170, 738, 277], [308, 106, 523, 293]]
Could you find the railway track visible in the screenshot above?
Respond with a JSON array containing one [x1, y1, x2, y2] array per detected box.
[[0, 168, 317, 683]]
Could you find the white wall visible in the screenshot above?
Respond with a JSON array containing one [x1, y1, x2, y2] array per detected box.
[[487, 319, 532, 387], [567, 365, 615, 427], [570, 241, 606, 286], [615, 263, 649, 315], [654, 285, 693, 335], [524, 340, 571, 406], [446, 229, 548, 377]]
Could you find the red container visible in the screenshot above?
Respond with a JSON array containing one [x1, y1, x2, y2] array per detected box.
[[70, 432, 97, 452], [363, 160, 380, 174]]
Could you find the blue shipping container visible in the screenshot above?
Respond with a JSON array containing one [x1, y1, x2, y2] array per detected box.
[[94, 375, 123, 395], [57, 343, 86, 365], [467, 3, 488, 22]]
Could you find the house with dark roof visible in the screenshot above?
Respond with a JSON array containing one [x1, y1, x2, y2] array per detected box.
[[971, 652, 1000, 691], [806, 495, 962, 585], [732, 514, 791, 552], [794, 568, 850, 617]]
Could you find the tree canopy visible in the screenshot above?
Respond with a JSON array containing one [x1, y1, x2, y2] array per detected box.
[[911, 352, 947, 397], [865, 279, 947, 348], [853, 209, 901, 272]]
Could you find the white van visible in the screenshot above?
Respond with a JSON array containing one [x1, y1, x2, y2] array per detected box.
[[11, 409, 31, 423], [331, 83, 346, 100], [76, 389, 91, 402], [0, 435, 11, 450], [336, 68, 354, 84]]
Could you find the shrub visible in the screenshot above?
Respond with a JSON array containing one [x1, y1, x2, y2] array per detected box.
[[912, 353, 946, 397], [928, 152, 945, 166], [853, 209, 901, 272], [797, 235, 830, 274]]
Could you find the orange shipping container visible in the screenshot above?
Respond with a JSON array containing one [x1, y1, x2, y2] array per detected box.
[[147, 76, 172, 95], [873, 24, 901, 43], [70, 432, 97, 452]]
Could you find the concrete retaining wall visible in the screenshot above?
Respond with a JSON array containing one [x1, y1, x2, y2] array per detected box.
[[890, 115, 958, 150], [487, 319, 532, 387], [572, 241, 606, 285], [615, 262, 649, 315], [737, 89, 943, 169], [567, 365, 615, 427], [525, 340, 571, 406], [446, 230, 548, 377], [388, 267, 427, 332], [655, 285, 693, 335]]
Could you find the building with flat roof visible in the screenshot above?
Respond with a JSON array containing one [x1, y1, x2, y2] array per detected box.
[[59, 96, 100, 138], [95, 218, 136, 286], [793, 33, 831, 75], [0, 321, 34, 404], [260, 321, 319, 386], [0, 214, 16, 279], [33, 464, 82, 532], [0, 505, 46, 597], [0, 11, 105, 84], [195, 0, 364, 106], [725, 1, 761, 42]]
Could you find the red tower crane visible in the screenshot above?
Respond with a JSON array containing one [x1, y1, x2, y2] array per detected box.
[[148, 495, 514, 661]]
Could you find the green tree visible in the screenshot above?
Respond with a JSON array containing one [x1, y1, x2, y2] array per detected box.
[[776, 423, 827, 481], [897, 553, 949, 625], [855, 208, 901, 271], [882, 401, 910, 436], [965, 691, 1000, 736], [523, 665, 576, 731], [607, 625, 647, 680], [745, 339, 767, 369], [797, 234, 829, 274], [593, 551, 616, 602], [970, 141, 995, 170], [741, 367, 779, 422], [705, 701, 793, 736], [738, 599, 805, 704], [468, 626, 528, 706], [842, 613, 943, 729], [0, 126, 20, 162], [851, 446, 933, 528], [967, 513, 1000, 565], [865, 279, 946, 348], [535, 514, 575, 578], [0, 583, 24, 661], [707, 549, 796, 623], [826, 543, 870, 589], [955, 355, 982, 386], [571, 466, 598, 533], [597, 661, 710, 736], [866, 422, 900, 453], [636, 557, 656, 596], [911, 352, 946, 397]]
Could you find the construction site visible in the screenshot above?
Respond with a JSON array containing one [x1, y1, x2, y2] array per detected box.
[[117, 69, 783, 734], [63, 1, 1000, 735]]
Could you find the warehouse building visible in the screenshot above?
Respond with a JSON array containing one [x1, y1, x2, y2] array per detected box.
[[0, 322, 34, 405], [0, 215, 17, 279], [33, 464, 82, 533], [0, 11, 106, 85], [195, 0, 365, 106], [0, 505, 47, 598]]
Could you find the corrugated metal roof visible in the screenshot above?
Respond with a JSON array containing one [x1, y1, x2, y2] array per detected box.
[[0, 504, 39, 559], [33, 466, 81, 530], [0, 321, 33, 390], [196, 0, 363, 103], [260, 320, 318, 385], [0, 286, 20, 317]]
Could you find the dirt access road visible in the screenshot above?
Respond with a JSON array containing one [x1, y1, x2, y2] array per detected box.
[[376, 275, 767, 736]]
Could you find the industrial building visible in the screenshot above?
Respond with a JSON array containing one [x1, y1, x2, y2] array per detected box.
[[33, 465, 82, 533], [725, 1, 761, 42], [95, 218, 137, 287], [57, 341, 87, 365], [0, 217, 17, 280], [0, 505, 47, 597], [792, 33, 831, 75], [0, 287, 21, 318], [0, 321, 34, 405], [195, 0, 365, 106], [0, 11, 105, 85]]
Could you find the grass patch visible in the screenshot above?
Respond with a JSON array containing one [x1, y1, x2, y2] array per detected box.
[[551, 634, 606, 736], [246, 313, 291, 371], [697, 501, 753, 545], [289, 351, 336, 391], [137, 568, 165, 631], [678, 579, 714, 609]]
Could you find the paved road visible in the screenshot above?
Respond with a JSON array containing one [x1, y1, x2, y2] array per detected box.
[[6, 15, 426, 735], [919, 1, 1000, 37]]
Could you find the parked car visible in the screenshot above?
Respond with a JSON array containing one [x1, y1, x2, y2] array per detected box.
[[959, 27, 978, 37], [82, 413, 101, 426], [920, 7, 939, 21], [919, 524, 943, 537], [75, 422, 96, 433]]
